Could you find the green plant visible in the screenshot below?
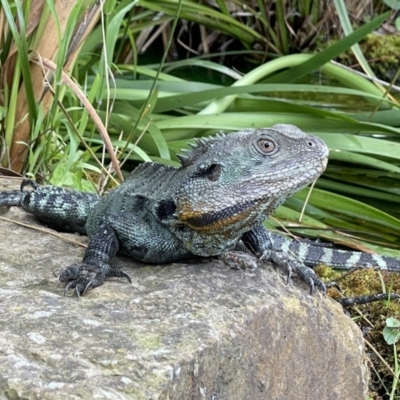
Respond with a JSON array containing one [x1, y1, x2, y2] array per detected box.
[[383, 317, 400, 399]]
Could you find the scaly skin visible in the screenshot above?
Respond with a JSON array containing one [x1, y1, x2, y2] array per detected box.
[[1, 124, 336, 296]]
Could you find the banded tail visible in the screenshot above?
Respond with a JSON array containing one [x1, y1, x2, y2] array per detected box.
[[0, 179, 101, 234], [270, 233, 400, 273]]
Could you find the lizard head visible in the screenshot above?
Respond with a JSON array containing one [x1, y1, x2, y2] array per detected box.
[[174, 124, 329, 234]]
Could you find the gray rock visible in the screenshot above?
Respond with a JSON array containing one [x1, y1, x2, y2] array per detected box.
[[0, 178, 368, 399]]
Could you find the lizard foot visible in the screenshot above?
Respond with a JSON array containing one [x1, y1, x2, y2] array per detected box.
[[289, 263, 326, 295], [219, 250, 258, 270], [58, 263, 131, 297], [266, 251, 326, 295]]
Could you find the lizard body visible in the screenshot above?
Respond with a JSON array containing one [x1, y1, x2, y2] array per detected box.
[[2, 124, 398, 298]]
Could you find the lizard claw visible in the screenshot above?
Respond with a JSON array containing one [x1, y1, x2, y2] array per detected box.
[[306, 277, 315, 295], [285, 267, 292, 285], [106, 268, 132, 283], [292, 265, 326, 295], [64, 279, 95, 297], [58, 263, 131, 297], [265, 250, 326, 295]]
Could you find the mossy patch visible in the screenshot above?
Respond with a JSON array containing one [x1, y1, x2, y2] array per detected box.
[[316, 266, 400, 399]]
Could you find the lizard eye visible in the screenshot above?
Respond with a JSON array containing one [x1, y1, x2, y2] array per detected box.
[[206, 164, 222, 182], [257, 139, 276, 154], [307, 140, 314, 147]]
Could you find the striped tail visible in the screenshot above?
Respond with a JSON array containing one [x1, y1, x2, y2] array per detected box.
[[270, 233, 400, 273], [0, 179, 102, 234]]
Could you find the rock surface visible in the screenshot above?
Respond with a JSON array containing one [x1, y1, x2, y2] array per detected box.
[[0, 177, 368, 399]]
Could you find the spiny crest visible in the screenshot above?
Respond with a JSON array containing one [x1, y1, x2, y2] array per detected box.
[[176, 132, 226, 166]]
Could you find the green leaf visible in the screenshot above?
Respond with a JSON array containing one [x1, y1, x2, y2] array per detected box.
[[145, 83, 393, 114], [333, 0, 380, 81], [327, 150, 400, 174], [1, 0, 37, 122], [154, 112, 400, 140], [104, 0, 118, 14], [295, 188, 400, 235], [386, 317, 400, 328], [137, 0, 264, 45], [383, 317, 400, 345], [97, 0, 138, 101], [318, 133, 400, 161], [383, 0, 400, 10]]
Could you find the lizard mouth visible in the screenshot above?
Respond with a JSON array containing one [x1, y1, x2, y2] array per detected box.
[[177, 198, 260, 231], [321, 156, 329, 170]]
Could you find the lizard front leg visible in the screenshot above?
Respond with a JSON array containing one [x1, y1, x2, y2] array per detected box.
[[59, 212, 191, 296], [241, 225, 326, 294], [58, 220, 131, 296]]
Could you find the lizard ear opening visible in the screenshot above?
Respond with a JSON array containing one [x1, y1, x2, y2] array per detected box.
[[157, 200, 177, 220], [206, 164, 222, 182]]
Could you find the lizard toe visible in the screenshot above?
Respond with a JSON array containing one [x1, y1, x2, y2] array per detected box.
[[292, 264, 326, 295], [59, 264, 131, 296], [60, 263, 107, 297], [58, 264, 80, 282], [106, 267, 132, 283]]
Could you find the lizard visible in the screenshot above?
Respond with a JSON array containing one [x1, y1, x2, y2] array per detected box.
[[0, 123, 399, 300]]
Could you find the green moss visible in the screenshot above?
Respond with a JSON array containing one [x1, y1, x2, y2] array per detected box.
[[314, 264, 342, 280]]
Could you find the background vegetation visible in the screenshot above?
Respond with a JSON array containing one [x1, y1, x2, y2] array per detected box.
[[1, 0, 400, 397]]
